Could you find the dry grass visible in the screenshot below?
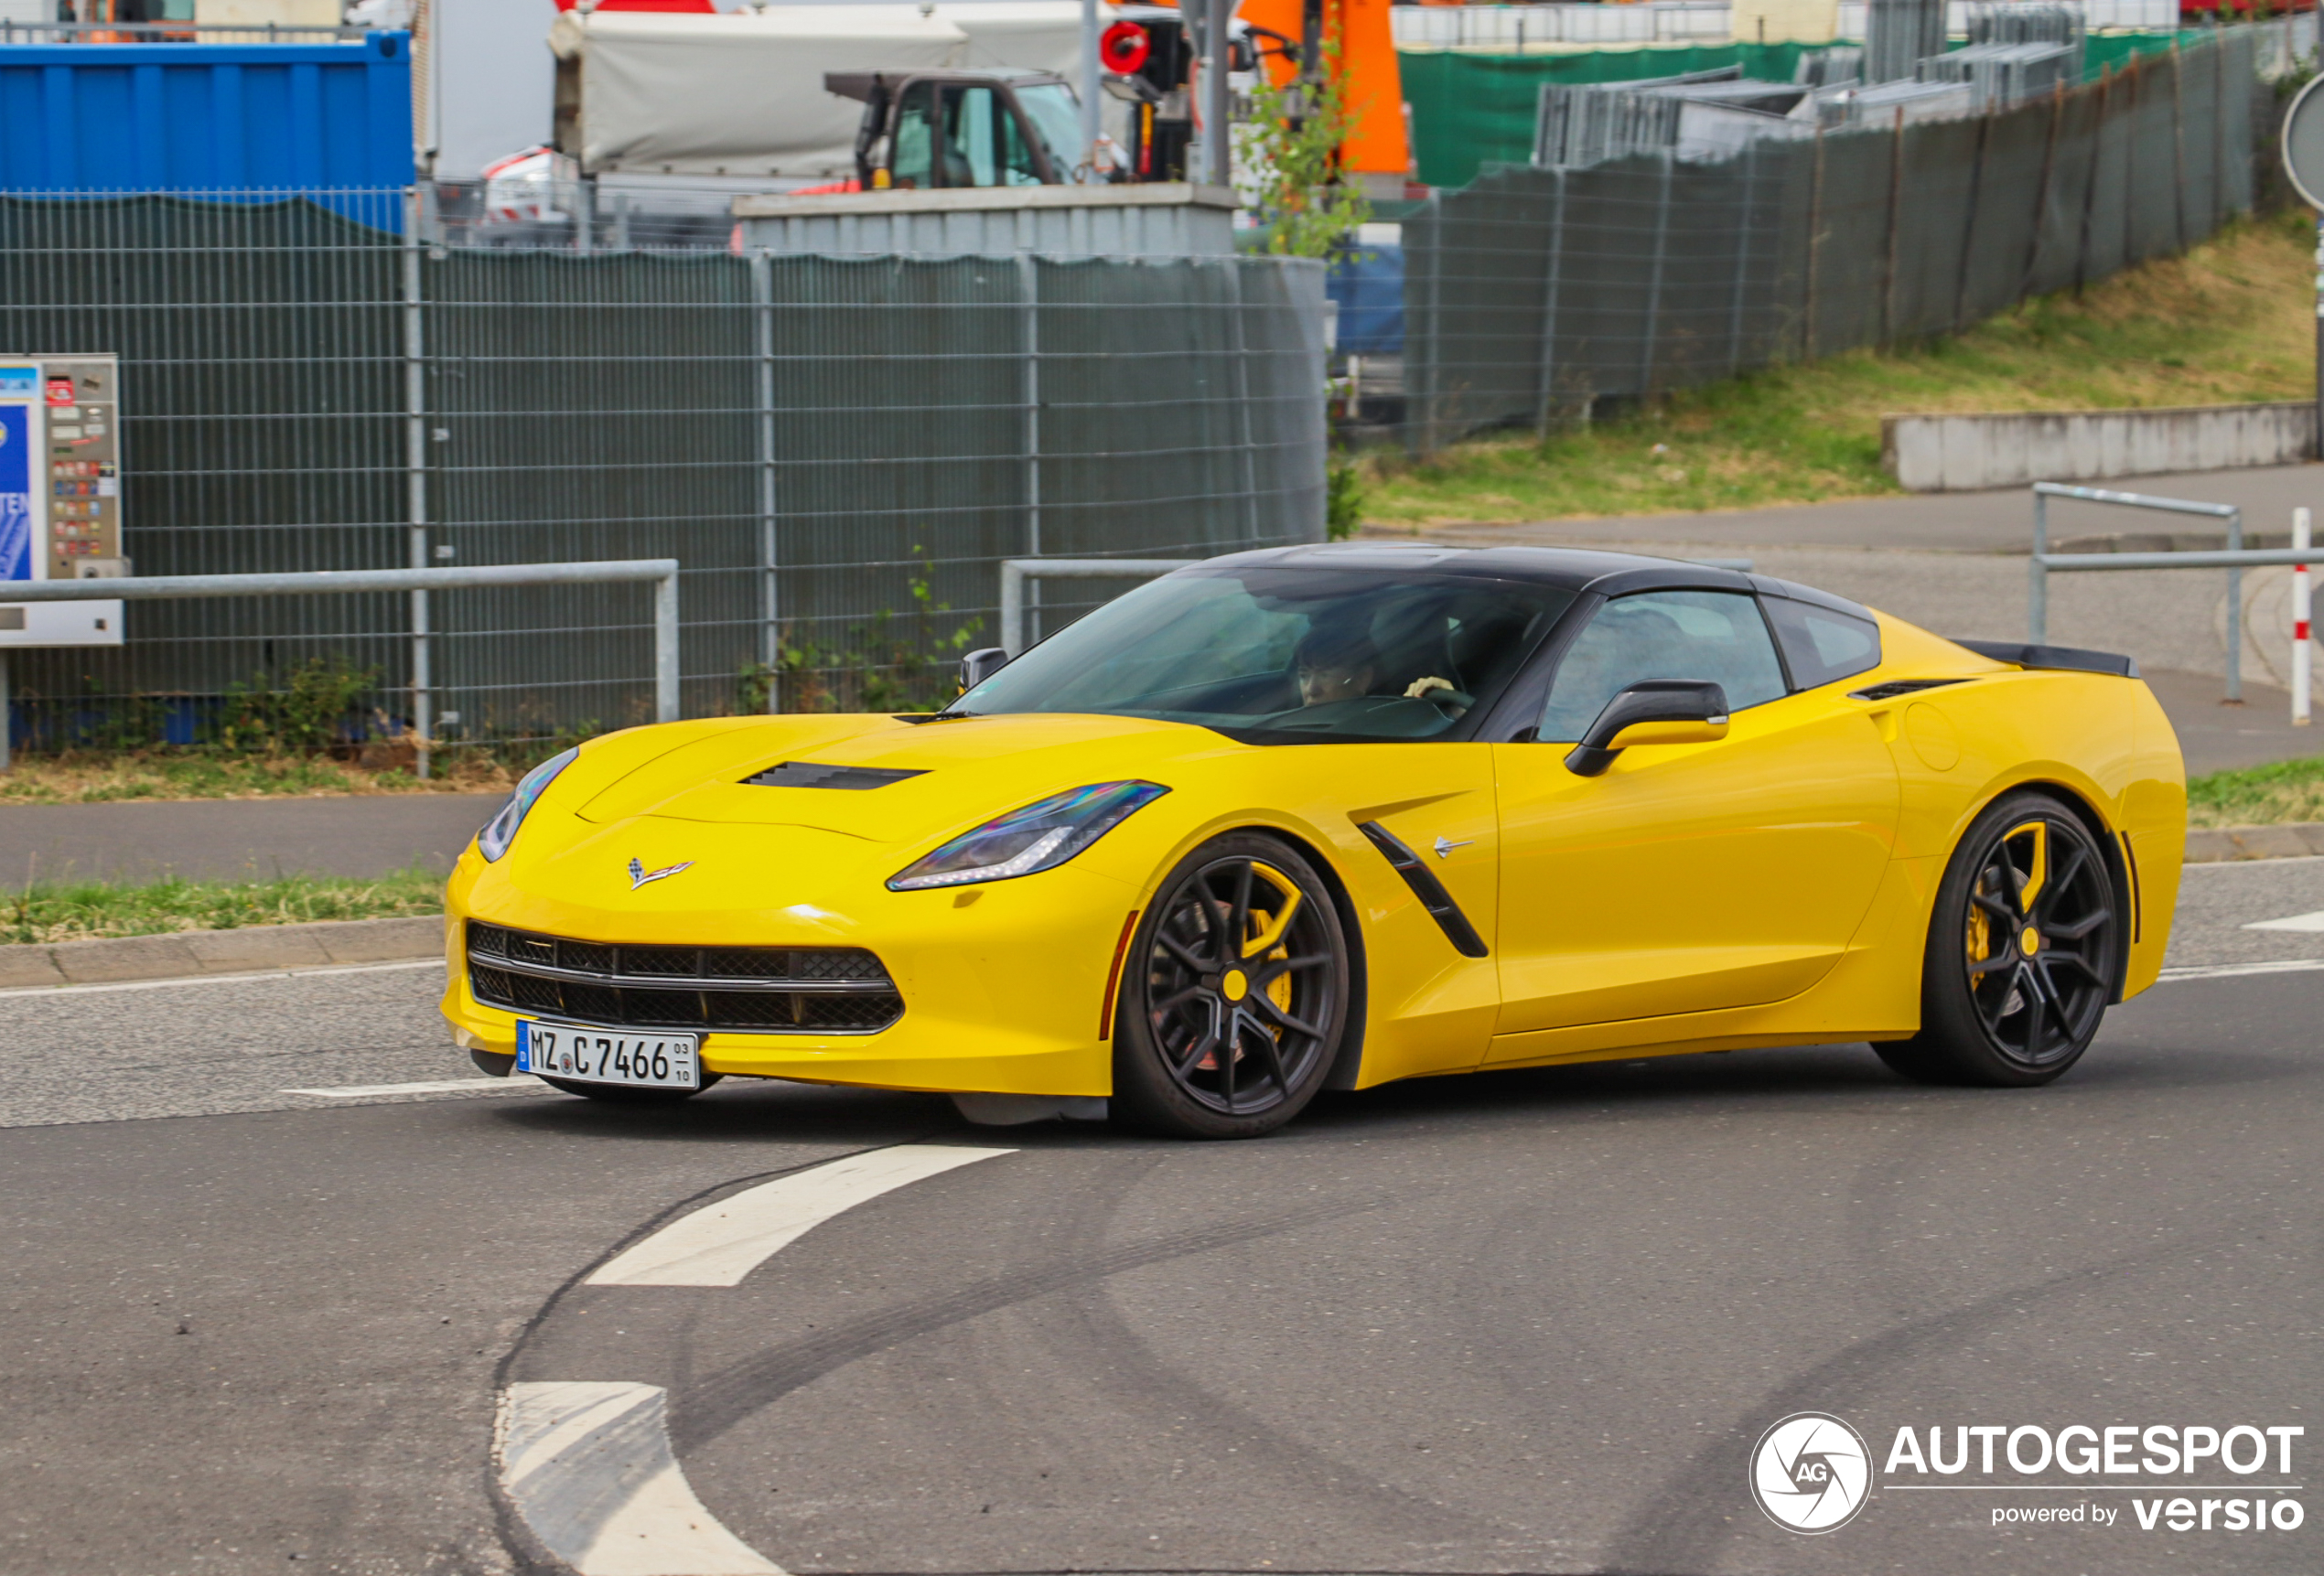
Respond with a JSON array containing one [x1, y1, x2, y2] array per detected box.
[[0, 866, 445, 945], [1362, 209, 2318, 528], [0, 750, 522, 805], [2187, 755, 2324, 829]]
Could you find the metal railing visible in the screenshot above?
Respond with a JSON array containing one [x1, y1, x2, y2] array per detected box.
[[1000, 559, 1200, 656], [0, 560, 679, 775], [2028, 482, 2324, 709], [0, 21, 371, 42]]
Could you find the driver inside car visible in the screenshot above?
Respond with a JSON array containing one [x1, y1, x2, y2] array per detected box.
[[1294, 626, 1381, 707], [1294, 624, 1463, 713]]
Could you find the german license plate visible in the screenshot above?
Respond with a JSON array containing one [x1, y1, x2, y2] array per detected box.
[[516, 1020, 701, 1090]]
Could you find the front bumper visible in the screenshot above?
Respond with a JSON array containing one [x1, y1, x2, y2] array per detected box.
[[438, 856, 1134, 1099]]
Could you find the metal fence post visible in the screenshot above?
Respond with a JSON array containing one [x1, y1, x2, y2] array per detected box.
[[2296, 507, 2312, 726], [1805, 123, 1825, 360], [2227, 505, 2243, 704], [402, 187, 432, 780], [654, 567, 681, 724], [751, 249, 780, 710], [1638, 152, 1674, 393], [1018, 253, 1043, 644], [2030, 487, 2049, 643], [1534, 166, 1568, 439], [1727, 143, 1755, 375]]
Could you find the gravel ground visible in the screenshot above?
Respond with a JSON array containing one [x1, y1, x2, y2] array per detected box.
[[0, 960, 522, 1130]]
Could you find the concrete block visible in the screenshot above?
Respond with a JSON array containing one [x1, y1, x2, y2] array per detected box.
[[317, 916, 447, 964], [0, 948, 67, 988], [184, 924, 335, 972], [50, 933, 203, 983], [1885, 402, 2317, 492], [2186, 822, 2324, 863]]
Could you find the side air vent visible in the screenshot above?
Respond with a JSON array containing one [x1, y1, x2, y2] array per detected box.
[[1356, 821, 1490, 959], [1848, 678, 1969, 702], [743, 761, 927, 790]]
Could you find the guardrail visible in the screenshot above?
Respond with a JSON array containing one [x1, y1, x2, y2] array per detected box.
[[0, 560, 681, 776], [0, 21, 369, 41], [2029, 482, 2322, 713], [999, 553, 1757, 659]]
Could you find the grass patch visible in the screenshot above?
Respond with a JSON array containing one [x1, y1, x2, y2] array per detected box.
[[0, 749, 523, 805], [0, 866, 446, 946], [1362, 209, 2318, 527], [2187, 755, 2324, 830]]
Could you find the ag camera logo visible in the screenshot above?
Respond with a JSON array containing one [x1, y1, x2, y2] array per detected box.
[[1751, 1412, 1875, 1533]]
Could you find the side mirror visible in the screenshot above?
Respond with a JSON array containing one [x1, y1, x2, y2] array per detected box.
[[958, 647, 1011, 695], [1564, 681, 1729, 777]]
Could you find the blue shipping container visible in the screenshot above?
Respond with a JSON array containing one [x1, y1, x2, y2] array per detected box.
[[0, 31, 411, 198]]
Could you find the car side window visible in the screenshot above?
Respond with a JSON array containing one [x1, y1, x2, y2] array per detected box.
[[1537, 589, 1789, 742], [1763, 595, 1881, 690], [890, 82, 937, 189]]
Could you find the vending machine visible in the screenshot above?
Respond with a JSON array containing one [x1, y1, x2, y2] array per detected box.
[[0, 353, 127, 649]]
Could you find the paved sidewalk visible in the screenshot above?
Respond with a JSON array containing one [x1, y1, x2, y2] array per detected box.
[[0, 793, 502, 884], [1381, 460, 2324, 554]]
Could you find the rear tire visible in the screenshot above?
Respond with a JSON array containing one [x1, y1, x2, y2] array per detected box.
[[540, 1073, 722, 1105], [1112, 832, 1351, 1139], [1877, 790, 2121, 1088]]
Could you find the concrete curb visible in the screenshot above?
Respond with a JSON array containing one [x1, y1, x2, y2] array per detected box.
[[0, 916, 446, 989], [2185, 824, 2324, 863]]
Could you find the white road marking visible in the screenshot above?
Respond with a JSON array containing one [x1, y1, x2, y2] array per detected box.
[[586, 1143, 1015, 1288], [2157, 958, 2324, 982], [0, 957, 442, 1000], [2241, 909, 2324, 932], [283, 1076, 542, 1098], [498, 1382, 782, 1576]]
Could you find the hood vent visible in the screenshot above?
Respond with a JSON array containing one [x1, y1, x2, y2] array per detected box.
[[743, 761, 927, 790]]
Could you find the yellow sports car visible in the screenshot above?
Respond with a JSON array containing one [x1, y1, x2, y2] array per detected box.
[[442, 544, 2186, 1139]]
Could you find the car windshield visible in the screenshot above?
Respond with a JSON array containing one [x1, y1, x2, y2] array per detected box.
[[1014, 83, 1083, 175], [947, 567, 1574, 742]]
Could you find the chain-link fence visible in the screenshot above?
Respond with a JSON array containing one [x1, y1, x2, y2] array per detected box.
[[1402, 30, 2257, 454], [0, 189, 1325, 750]]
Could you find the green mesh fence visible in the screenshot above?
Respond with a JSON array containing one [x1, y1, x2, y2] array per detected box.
[[1399, 30, 2217, 191], [1401, 30, 2258, 455]]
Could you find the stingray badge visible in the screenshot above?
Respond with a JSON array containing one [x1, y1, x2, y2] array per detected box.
[[628, 856, 694, 891]]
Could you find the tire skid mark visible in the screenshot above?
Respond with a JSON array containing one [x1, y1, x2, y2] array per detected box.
[[488, 1132, 964, 1576], [498, 1381, 782, 1575], [586, 1144, 1016, 1288], [1596, 1237, 2217, 1575], [668, 1188, 1405, 1456]]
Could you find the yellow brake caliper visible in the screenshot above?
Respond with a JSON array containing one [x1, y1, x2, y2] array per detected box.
[[1970, 821, 2048, 970], [1243, 862, 1303, 1028]]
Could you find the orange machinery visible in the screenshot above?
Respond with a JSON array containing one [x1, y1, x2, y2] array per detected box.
[[1234, 0, 1409, 188]]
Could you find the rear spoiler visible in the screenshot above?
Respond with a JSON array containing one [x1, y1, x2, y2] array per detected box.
[[1951, 638, 2139, 679]]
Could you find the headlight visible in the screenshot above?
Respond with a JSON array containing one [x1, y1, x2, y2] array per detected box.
[[477, 746, 579, 863], [888, 780, 1168, 891]]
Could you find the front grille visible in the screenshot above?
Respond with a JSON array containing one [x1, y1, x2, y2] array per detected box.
[[466, 921, 903, 1035]]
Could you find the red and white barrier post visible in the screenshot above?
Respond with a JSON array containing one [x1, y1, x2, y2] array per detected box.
[[2296, 505, 2313, 727]]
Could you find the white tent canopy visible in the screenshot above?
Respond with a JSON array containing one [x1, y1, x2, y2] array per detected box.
[[550, 4, 1088, 178]]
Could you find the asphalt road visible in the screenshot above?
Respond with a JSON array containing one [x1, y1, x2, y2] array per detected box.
[[3, 860, 2319, 1575]]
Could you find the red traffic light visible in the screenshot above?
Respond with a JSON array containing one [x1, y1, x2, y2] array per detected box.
[[1100, 19, 1150, 75]]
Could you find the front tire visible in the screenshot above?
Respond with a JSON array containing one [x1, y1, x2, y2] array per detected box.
[[1112, 833, 1351, 1139], [1877, 791, 2121, 1088]]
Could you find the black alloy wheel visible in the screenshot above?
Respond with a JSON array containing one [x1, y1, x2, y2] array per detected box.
[[1878, 790, 2121, 1088], [1112, 832, 1351, 1139]]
